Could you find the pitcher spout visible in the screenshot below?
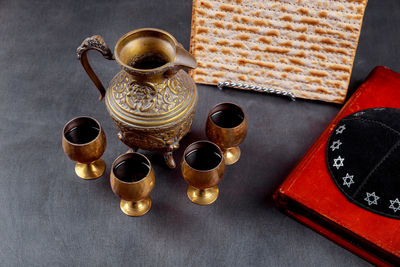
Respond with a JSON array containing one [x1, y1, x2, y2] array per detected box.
[[113, 28, 196, 77], [174, 44, 197, 70]]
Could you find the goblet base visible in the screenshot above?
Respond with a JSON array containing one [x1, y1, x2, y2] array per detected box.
[[120, 197, 152, 216], [75, 158, 105, 179], [223, 147, 241, 165], [187, 185, 219, 205]]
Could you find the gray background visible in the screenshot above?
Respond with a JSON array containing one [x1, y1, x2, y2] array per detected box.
[[0, 0, 399, 266]]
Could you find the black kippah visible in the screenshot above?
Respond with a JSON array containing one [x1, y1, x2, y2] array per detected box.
[[327, 108, 400, 219]]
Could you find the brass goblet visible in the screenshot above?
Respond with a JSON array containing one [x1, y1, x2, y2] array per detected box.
[[110, 152, 155, 216], [181, 141, 225, 205], [206, 102, 248, 165], [62, 116, 106, 179]]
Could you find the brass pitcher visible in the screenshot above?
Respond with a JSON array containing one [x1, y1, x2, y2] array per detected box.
[[76, 28, 198, 168]]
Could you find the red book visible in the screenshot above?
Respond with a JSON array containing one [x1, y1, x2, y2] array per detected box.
[[273, 66, 400, 266]]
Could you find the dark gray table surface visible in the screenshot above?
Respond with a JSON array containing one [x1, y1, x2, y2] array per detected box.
[[1, 0, 399, 266]]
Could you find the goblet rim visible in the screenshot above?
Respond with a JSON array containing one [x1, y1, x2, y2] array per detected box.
[[182, 140, 224, 173], [62, 116, 102, 147], [207, 102, 246, 130], [111, 152, 153, 184]]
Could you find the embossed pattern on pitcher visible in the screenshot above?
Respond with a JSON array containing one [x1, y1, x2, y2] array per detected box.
[[110, 71, 189, 116], [106, 69, 197, 151]]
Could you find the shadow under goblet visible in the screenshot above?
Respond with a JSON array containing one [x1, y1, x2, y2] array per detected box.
[[206, 102, 248, 165], [62, 116, 106, 179], [110, 152, 155, 216], [181, 141, 225, 205]]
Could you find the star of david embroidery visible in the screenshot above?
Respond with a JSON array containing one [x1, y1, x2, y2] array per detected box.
[[389, 198, 400, 213], [353, 111, 365, 117], [333, 156, 344, 169], [330, 140, 342, 151], [364, 192, 379, 206], [342, 173, 354, 188], [336, 124, 346, 134]]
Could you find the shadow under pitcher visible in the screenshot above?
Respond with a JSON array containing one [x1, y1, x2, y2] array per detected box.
[[76, 28, 198, 169]]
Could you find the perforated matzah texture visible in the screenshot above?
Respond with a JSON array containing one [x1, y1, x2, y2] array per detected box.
[[189, 0, 368, 103]]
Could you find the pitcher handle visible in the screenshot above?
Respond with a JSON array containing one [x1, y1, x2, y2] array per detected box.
[[76, 35, 114, 101]]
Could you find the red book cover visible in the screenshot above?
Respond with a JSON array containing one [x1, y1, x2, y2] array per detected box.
[[273, 66, 400, 266]]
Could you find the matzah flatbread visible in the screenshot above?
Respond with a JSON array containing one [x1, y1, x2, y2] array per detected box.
[[189, 0, 368, 103]]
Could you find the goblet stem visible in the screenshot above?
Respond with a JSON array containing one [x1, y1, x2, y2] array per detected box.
[[75, 158, 105, 180], [222, 146, 241, 165], [187, 185, 219, 205], [120, 197, 152, 216]]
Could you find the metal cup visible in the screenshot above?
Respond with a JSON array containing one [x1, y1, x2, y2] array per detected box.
[[62, 116, 106, 179], [110, 152, 155, 216], [206, 102, 248, 165], [181, 141, 225, 205]]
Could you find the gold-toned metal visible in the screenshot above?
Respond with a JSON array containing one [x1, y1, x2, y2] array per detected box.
[[181, 141, 225, 205], [187, 185, 219, 205], [110, 152, 155, 216], [77, 28, 198, 169], [75, 159, 106, 179], [206, 103, 248, 165], [62, 116, 106, 179]]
